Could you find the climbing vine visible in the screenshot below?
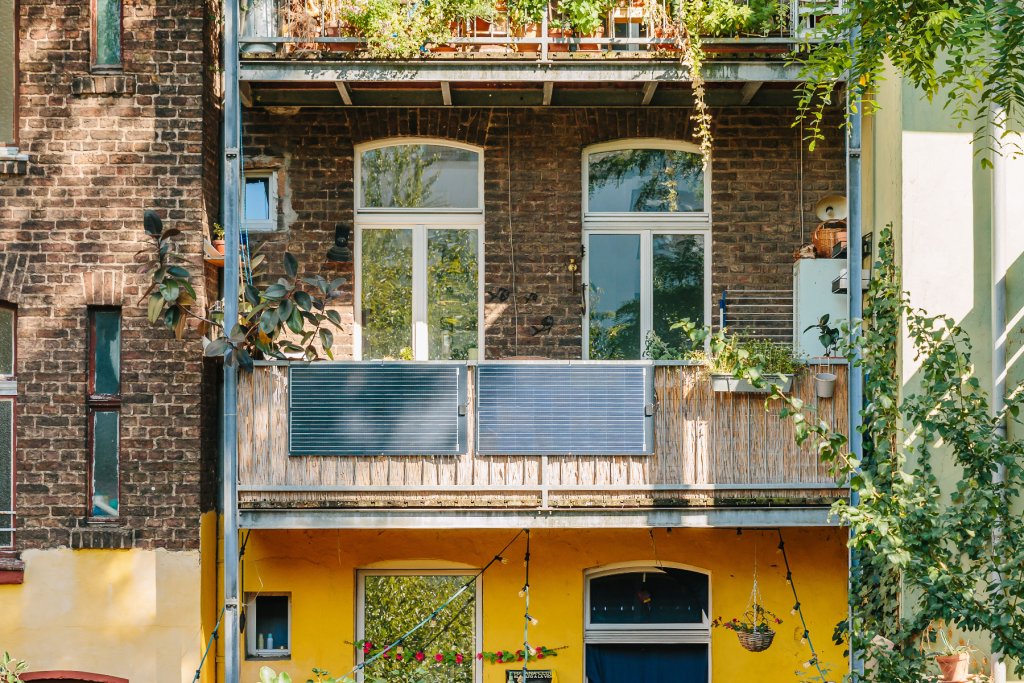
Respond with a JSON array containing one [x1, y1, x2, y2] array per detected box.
[[710, 225, 1024, 681]]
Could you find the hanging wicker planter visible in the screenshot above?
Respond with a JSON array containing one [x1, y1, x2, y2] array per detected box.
[[736, 629, 776, 653]]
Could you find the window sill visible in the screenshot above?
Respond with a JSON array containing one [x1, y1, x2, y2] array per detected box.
[[0, 149, 28, 176], [245, 654, 291, 662], [0, 554, 25, 584], [70, 524, 136, 550]]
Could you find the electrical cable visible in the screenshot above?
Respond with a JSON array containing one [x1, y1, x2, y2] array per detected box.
[[777, 528, 829, 680]]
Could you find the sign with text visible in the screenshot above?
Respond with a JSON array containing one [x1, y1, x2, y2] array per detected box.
[[505, 670, 556, 683]]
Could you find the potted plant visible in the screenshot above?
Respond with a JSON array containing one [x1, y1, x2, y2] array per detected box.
[[713, 604, 782, 653], [933, 628, 973, 683], [700, 334, 798, 393], [803, 313, 840, 398], [212, 223, 226, 255], [558, 0, 611, 45]]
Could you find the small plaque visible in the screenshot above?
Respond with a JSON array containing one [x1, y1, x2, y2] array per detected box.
[[505, 669, 555, 683]]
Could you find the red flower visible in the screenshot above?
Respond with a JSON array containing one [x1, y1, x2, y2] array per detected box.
[[537, 653, 545, 659], [435, 653, 444, 662], [415, 652, 425, 662], [456, 654, 464, 664], [382, 653, 391, 659], [395, 654, 403, 662], [477, 653, 484, 660], [496, 651, 504, 658]]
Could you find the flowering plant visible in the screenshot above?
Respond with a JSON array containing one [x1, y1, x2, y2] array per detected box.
[[356, 641, 471, 667], [477, 646, 561, 664], [712, 604, 782, 634]]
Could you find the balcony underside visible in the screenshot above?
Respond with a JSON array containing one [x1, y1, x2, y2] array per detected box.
[[239, 59, 838, 108]]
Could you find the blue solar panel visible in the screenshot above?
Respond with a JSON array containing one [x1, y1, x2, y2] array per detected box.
[[476, 363, 653, 455], [288, 363, 467, 456]]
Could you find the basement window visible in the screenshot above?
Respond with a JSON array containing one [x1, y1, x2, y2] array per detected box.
[[243, 170, 278, 233], [246, 594, 291, 659]]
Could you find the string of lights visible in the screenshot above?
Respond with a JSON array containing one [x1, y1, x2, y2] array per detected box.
[[521, 529, 534, 681], [777, 528, 829, 680]]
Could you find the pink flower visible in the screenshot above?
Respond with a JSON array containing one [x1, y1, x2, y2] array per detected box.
[[537, 653, 545, 659], [496, 651, 504, 658], [477, 653, 484, 660], [395, 654, 403, 661], [456, 654, 464, 664], [382, 653, 391, 659], [415, 651, 425, 662], [363, 642, 373, 654], [435, 653, 444, 662]]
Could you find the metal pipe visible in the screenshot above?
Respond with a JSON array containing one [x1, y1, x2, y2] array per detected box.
[[845, 24, 865, 677], [989, 102, 1008, 683], [221, 0, 242, 676]]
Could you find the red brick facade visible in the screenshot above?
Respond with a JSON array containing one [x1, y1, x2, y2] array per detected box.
[[0, 0, 211, 551], [242, 106, 845, 360]]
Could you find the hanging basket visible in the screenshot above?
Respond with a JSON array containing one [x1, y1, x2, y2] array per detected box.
[[736, 628, 776, 653]]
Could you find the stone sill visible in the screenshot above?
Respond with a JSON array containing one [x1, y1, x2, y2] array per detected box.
[[0, 554, 25, 584], [71, 74, 137, 97], [0, 149, 29, 176]]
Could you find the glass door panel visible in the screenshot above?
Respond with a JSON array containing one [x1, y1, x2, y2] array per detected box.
[[361, 228, 414, 360], [652, 233, 705, 354], [427, 229, 479, 360], [589, 233, 642, 360]]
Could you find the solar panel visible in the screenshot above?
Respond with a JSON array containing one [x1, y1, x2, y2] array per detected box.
[[476, 363, 652, 455], [288, 363, 467, 456]]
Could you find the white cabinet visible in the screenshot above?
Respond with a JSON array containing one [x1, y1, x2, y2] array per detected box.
[[793, 259, 847, 357]]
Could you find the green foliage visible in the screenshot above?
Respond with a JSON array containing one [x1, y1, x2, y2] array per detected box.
[[259, 667, 293, 683], [558, 0, 612, 34], [712, 603, 783, 634], [795, 0, 1024, 155], [0, 653, 27, 683], [478, 645, 560, 663], [340, 0, 453, 57], [138, 225, 345, 369], [735, 225, 1024, 682], [507, 0, 548, 28], [668, 319, 801, 376], [696, 0, 786, 36], [803, 313, 840, 357]]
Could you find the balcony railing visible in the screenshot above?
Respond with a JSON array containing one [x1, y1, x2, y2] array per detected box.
[[239, 0, 837, 58], [237, 361, 847, 510]]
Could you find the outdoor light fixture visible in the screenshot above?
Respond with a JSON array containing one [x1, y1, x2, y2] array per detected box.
[[326, 224, 353, 263]]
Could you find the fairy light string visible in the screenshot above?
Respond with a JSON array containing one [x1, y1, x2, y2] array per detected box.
[[522, 529, 533, 682], [777, 528, 829, 680]]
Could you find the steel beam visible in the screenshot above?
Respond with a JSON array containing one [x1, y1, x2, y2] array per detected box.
[[239, 506, 840, 530]]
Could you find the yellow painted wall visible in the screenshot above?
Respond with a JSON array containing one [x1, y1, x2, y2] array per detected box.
[[0, 547, 204, 683], [236, 527, 847, 683]]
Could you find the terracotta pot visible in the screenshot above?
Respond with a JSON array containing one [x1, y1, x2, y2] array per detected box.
[[577, 25, 605, 50], [936, 653, 970, 683], [547, 27, 571, 52], [324, 22, 358, 51], [212, 239, 226, 255]]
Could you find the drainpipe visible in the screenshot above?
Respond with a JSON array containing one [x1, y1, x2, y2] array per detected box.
[[989, 103, 1008, 683], [845, 27, 864, 678], [221, 0, 242, 677]]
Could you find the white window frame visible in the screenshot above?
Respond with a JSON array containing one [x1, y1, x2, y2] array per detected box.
[[355, 138, 485, 214], [584, 562, 712, 683], [243, 169, 278, 233], [245, 592, 292, 659], [582, 139, 711, 224], [583, 140, 712, 360], [354, 139, 485, 361], [356, 568, 483, 683]]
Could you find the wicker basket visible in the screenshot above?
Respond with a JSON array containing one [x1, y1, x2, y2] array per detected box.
[[736, 629, 776, 653], [812, 220, 848, 258]]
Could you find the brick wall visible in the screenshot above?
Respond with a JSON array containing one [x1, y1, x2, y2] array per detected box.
[[0, 0, 210, 550], [242, 106, 845, 359]]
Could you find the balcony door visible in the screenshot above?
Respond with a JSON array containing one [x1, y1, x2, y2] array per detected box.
[[582, 140, 711, 360], [354, 140, 484, 361]]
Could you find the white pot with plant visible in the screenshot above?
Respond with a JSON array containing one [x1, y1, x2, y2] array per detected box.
[[803, 313, 840, 399]]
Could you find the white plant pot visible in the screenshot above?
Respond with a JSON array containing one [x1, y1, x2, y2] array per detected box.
[[814, 372, 837, 399], [241, 0, 278, 53], [710, 373, 793, 394]]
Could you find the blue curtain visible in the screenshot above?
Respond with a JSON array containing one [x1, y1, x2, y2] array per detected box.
[[585, 644, 708, 683]]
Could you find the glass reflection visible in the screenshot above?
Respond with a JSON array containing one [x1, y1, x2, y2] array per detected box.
[[588, 148, 704, 213]]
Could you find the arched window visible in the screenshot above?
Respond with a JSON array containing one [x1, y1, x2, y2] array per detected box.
[[583, 140, 711, 360], [585, 564, 710, 683], [354, 140, 484, 361]]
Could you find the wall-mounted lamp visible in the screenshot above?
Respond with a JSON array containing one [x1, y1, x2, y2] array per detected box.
[[326, 224, 353, 263]]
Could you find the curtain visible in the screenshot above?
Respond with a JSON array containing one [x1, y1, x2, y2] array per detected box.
[[585, 644, 708, 683]]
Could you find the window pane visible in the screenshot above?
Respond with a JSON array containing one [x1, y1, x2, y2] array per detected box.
[[0, 307, 12, 376], [92, 410, 119, 517], [590, 570, 708, 625], [589, 234, 641, 360], [95, 0, 121, 66], [428, 229, 478, 360], [363, 574, 475, 683], [0, 400, 11, 547], [255, 595, 290, 653], [361, 145, 480, 209], [244, 176, 271, 221], [92, 309, 121, 395], [652, 234, 705, 356], [588, 148, 705, 213], [362, 229, 413, 360]]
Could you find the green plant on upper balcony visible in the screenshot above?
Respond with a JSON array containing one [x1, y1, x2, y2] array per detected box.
[[695, 0, 786, 36], [507, 0, 548, 29], [340, 0, 453, 57], [558, 0, 611, 34]]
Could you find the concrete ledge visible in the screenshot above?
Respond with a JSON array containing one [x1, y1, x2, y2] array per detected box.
[[71, 74, 137, 97]]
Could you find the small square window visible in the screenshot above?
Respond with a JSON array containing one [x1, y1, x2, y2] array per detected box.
[[243, 171, 278, 233], [246, 594, 291, 659]]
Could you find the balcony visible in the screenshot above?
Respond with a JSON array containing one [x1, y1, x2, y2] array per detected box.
[[237, 0, 842, 107], [236, 361, 847, 525]]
